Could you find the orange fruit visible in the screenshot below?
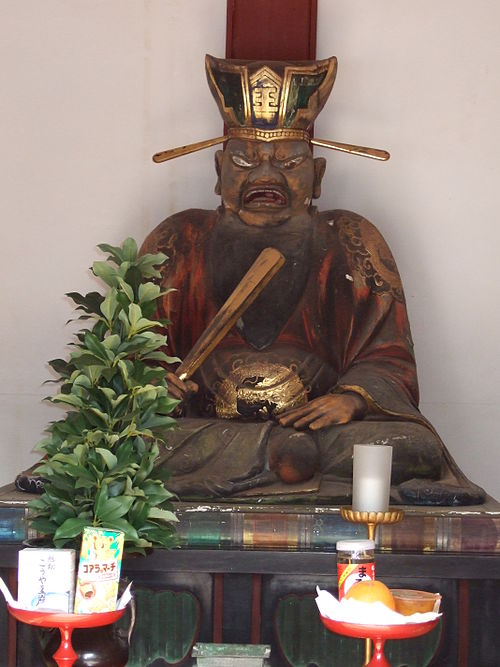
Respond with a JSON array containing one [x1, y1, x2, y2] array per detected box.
[[345, 580, 396, 611]]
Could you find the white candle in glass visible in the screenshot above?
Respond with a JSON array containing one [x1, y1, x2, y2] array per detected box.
[[352, 444, 393, 512]]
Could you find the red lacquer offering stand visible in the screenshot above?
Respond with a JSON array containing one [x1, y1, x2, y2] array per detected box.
[[8, 605, 126, 667], [320, 615, 439, 667]]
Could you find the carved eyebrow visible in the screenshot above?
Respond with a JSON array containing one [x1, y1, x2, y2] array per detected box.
[[229, 147, 255, 160], [231, 149, 254, 159]]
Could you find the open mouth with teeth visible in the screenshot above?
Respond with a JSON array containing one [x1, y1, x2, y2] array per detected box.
[[243, 187, 288, 208]]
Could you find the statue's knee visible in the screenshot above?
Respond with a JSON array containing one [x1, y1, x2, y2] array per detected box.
[[390, 425, 443, 484], [269, 430, 319, 484], [316, 421, 443, 484]]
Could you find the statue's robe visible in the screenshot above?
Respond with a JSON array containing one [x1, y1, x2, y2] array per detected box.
[[141, 208, 485, 505]]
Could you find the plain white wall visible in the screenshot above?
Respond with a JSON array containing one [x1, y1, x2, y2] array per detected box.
[[1, 1, 499, 501]]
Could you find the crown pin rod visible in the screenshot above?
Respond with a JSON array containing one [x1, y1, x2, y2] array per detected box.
[[152, 136, 228, 163], [311, 138, 390, 161], [153, 136, 390, 163]]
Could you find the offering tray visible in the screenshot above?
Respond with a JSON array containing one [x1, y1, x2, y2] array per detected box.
[[319, 615, 439, 667], [8, 605, 126, 667]]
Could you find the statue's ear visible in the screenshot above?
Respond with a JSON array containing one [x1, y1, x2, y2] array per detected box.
[[214, 150, 223, 195], [312, 157, 326, 199]]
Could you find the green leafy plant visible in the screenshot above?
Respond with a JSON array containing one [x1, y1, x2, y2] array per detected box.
[[29, 238, 179, 554]]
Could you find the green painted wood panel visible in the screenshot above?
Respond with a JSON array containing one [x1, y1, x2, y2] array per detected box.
[[126, 588, 200, 666]]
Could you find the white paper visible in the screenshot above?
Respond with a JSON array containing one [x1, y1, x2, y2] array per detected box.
[[0, 575, 133, 614], [0, 576, 70, 613], [0, 576, 18, 608], [117, 582, 133, 610], [315, 587, 441, 626]]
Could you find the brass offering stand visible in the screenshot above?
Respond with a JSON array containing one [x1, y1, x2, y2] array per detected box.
[[340, 507, 405, 667], [340, 507, 405, 542]]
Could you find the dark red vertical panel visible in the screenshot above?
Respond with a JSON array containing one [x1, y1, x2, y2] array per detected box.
[[226, 0, 317, 61], [212, 573, 224, 643], [457, 579, 470, 667], [250, 573, 262, 644]]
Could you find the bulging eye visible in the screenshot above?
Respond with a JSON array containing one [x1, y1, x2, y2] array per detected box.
[[231, 154, 254, 168], [280, 156, 306, 169]]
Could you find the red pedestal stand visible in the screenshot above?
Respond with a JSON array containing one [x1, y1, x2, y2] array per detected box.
[[8, 605, 126, 667], [320, 615, 439, 667]]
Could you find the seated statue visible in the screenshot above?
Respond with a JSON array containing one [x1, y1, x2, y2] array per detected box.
[[15, 55, 483, 506], [137, 55, 485, 506]]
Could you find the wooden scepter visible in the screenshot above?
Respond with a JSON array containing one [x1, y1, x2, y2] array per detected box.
[[175, 247, 285, 381]]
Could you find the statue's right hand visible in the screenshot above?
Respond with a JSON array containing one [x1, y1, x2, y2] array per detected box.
[[166, 372, 199, 401]]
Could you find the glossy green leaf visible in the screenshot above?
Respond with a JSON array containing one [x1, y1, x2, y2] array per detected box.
[[148, 507, 178, 523], [97, 242, 124, 264], [117, 276, 134, 302], [121, 237, 138, 262], [101, 517, 138, 541], [96, 447, 118, 470], [66, 290, 104, 314], [92, 260, 119, 287], [100, 289, 119, 324], [29, 517, 61, 535], [102, 334, 120, 350], [136, 252, 168, 277], [96, 495, 135, 522], [54, 517, 91, 541], [138, 282, 161, 303], [51, 393, 84, 408]]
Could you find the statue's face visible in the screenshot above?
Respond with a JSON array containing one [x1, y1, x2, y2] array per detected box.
[[215, 139, 326, 227]]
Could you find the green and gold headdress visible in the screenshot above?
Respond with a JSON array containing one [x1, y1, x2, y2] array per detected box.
[[153, 54, 389, 163]]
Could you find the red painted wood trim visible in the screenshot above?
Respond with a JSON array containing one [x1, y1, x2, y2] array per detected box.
[[226, 0, 317, 60], [212, 573, 224, 643], [250, 573, 262, 644], [457, 579, 470, 667], [225, 0, 233, 57]]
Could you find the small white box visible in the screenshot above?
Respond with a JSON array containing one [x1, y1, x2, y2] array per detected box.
[[18, 548, 76, 612]]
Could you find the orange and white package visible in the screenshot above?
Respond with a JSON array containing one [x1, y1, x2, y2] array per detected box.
[[74, 527, 124, 614]]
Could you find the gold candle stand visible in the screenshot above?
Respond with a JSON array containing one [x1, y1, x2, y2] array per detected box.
[[340, 507, 405, 666], [340, 507, 405, 541]]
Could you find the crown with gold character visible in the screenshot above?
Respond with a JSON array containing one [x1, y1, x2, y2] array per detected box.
[[153, 54, 389, 164]]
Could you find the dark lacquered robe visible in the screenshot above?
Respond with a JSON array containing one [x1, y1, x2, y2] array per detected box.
[[140, 208, 485, 504]]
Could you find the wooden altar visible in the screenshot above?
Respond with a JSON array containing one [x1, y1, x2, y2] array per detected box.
[[1, 484, 499, 666]]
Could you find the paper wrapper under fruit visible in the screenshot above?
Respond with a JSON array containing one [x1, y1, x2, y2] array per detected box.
[[315, 587, 441, 626]]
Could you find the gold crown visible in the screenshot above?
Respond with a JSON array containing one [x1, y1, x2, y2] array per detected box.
[[153, 55, 389, 164], [205, 54, 337, 142]]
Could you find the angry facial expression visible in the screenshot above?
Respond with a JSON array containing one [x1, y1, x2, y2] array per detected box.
[[215, 139, 326, 227]]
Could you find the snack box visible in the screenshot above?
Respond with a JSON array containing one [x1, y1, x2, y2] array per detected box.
[[17, 548, 76, 612], [74, 527, 124, 614]]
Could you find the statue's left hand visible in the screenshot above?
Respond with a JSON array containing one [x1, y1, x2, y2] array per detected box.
[[278, 392, 367, 431], [166, 372, 199, 402]]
